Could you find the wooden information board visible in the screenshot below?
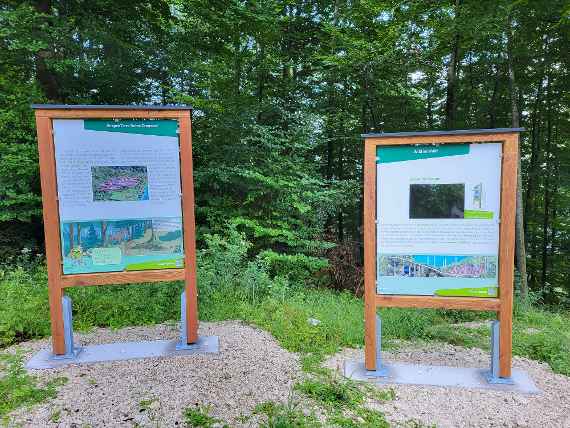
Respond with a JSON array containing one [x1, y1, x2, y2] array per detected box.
[[363, 128, 522, 378], [33, 105, 198, 355]]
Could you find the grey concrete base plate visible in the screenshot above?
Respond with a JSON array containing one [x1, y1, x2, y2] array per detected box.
[[51, 346, 84, 361], [26, 336, 219, 370], [344, 360, 540, 394]]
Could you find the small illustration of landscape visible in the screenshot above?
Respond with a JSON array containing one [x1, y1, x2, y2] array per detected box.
[[378, 254, 498, 297], [379, 255, 497, 279], [91, 166, 149, 202], [61, 218, 183, 274]]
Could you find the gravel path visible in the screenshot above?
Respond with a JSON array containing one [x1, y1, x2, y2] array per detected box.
[[5, 323, 570, 427], [8, 321, 301, 427], [325, 344, 570, 428]]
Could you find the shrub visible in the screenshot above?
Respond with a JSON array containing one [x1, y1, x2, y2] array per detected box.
[[259, 250, 328, 287]]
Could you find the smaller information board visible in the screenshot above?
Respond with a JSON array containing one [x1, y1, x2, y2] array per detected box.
[[362, 128, 521, 379], [376, 143, 502, 297], [53, 119, 184, 274]]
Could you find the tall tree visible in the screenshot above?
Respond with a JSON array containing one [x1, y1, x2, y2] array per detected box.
[[506, 10, 529, 300]]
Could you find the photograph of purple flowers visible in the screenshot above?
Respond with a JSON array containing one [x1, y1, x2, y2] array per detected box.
[[92, 166, 149, 202]]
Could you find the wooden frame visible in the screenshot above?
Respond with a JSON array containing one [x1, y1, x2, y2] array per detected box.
[[33, 105, 199, 355], [363, 128, 522, 378]]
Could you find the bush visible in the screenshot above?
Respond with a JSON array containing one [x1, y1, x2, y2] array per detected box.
[[259, 250, 328, 287], [0, 265, 50, 346], [197, 228, 291, 305], [323, 241, 363, 296]]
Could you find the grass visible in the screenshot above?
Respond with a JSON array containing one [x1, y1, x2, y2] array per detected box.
[[253, 400, 322, 428], [241, 373, 394, 428], [184, 404, 229, 428], [293, 373, 393, 428], [0, 352, 67, 421]]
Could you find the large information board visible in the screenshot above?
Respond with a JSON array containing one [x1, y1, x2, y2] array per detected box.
[[54, 119, 184, 274], [33, 105, 199, 356], [376, 143, 502, 297], [362, 128, 521, 379]]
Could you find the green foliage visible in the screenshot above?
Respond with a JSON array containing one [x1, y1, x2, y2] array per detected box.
[[252, 370, 393, 428], [197, 228, 291, 306], [512, 308, 570, 376], [254, 400, 322, 428], [0, 259, 183, 346], [193, 118, 337, 260], [0, 264, 51, 347], [294, 371, 392, 428], [259, 250, 329, 287], [0, 352, 67, 420], [0, 5, 43, 226], [2, 232, 570, 376], [183, 404, 228, 428], [1, 0, 569, 303], [294, 377, 365, 409], [49, 408, 62, 423]]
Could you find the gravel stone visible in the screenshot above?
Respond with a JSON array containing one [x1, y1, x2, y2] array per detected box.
[[7, 321, 300, 427], [324, 343, 570, 428], [5, 324, 570, 427]]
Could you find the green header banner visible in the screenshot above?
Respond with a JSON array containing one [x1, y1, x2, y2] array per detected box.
[[377, 143, 469, 163], [84, 119, 178, 137]]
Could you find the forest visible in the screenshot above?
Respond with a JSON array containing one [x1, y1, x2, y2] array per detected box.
[[0, 0, 569, 306]]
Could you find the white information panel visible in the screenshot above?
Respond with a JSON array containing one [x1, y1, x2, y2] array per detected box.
[[53, 119, 184, 274], [376, 143, 501, 297]]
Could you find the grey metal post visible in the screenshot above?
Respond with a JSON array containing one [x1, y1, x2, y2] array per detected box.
[[176, 291, 199, 350], [376, 315, 383, 368], [366, 314, 389, 377], [52, 295, 81, 359], [63, 295, 74, 355], [490, 320, 500, 379], [486, 320, 513, 384], [178, 291, 188, 345]]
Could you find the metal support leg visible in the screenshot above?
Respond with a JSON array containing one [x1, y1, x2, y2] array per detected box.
[[52, 296, 81, 359], [486, 320, 513, 384], [366, 315, 389, 377], [176, 291, 199, 350]]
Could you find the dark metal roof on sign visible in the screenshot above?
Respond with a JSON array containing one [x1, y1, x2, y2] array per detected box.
[[362, 128, 524, 138], [31, 104, 192, 110]]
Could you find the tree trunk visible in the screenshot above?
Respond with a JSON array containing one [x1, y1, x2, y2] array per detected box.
[[337, 138, 344, 242], [524, 79, 542, 237], [507, 14, 529, 301], [33, 0, 60, 101], [541, 72, 553, 299], [488, 63, 499, 128], [445, 0, 461, 130], [426, 83, 434, 128]]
